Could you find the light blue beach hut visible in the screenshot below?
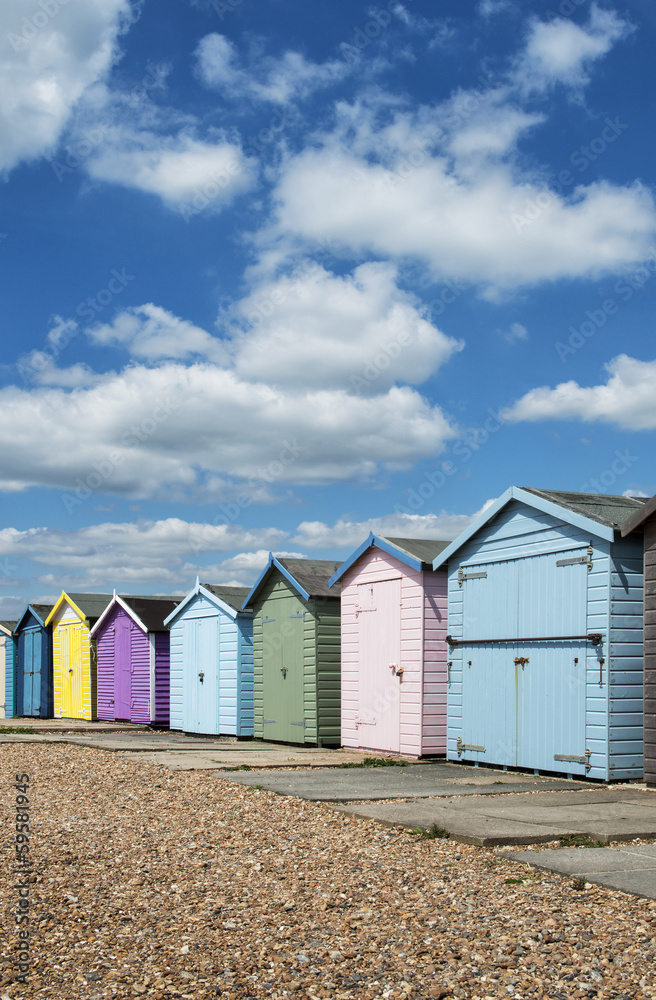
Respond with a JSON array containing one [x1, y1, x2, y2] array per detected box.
[[433, 488, 646, 781], [165, 580, 253, 736], [1, 621, 16, 719]]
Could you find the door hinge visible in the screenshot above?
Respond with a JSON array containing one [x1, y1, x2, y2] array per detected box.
[[261, 617, 276, 624], [457, 736, 486, 755], [262, 718, 276, 724], [556, 543, 593, 571], [289, 612, 305, 619], [554, 749, 592, 771], [458, 567, 488, 587], [290, 719, 306, 728]]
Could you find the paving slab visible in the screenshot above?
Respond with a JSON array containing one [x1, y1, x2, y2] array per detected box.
[[0, 718, 148, 731], [331, 788, 656, 846], [120, 749, 378, 770], [223, 762, 588, 800], [503, 844, 656, 900], [0, 727, 387, 768]]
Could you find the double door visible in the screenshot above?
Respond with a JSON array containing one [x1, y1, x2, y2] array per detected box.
[[459, 552, 590, 774]]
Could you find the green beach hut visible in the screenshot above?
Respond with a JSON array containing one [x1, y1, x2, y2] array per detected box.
[[243, 556, 342, 746]]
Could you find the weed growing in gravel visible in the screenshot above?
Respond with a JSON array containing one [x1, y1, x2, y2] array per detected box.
[[572, 877, 587, 890], [216, 764, 252, 771], [410, 823, 449, 840], [504, 876, 525, 884], [559, 834, 608, 848], [338, 757, 409, 769], [0, 726, 37, 733], [249, 784, 264, 791]]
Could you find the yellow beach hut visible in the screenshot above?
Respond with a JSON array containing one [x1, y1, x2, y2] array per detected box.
[[45, 593, 112, 721]]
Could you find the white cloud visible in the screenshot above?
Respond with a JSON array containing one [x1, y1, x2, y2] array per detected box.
[[513, 4, 633, 94], [272, 136, 655, 294], [228, 261, 463, 390], [195, 33, 351, 105], [498, 321, 528, 344], [501, 354, 656, 430], [88, 303, 230, 363], [85, 128, 256, 212], [292, 508, 490, 550], [478, 0, 515, 17], [0, 361, 457, 498], [0, 0, 133, 175]]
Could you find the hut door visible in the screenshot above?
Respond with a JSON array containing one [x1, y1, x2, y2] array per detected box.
[[460, 552, 588, 773], [59, 623, 83, 718], [23, 627, 42, 716], [0, 637, 5, 719], [114, 622, 132, 720], [460, 560, 517, 767], [183, 617, 219, 734], [357, 579, 402, 752], [515, 553, 588, 774], [261, 594, 305, 743]]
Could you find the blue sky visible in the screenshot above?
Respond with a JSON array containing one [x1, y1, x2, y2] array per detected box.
[[1, 0, 655, 614]]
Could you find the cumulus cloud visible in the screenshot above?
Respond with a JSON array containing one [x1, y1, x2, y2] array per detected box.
[[85, 128, 256, 212], [501, 354, 656, 430], [272, 137, 655, 294], [228, 261, 463, 390], [292, 508, 489, 550], [0, 0, 133, 175], [195, 33, 351, 105], [513, 4, 633, 94], [0, 361, 457, 498], [498, 322, 528, 344], [88, 303, 230, 363]]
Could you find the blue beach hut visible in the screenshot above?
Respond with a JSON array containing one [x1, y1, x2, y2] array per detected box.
[[433, 487, 646, 781], [14, 604, 54, 718], [1, 621, 16, 719], [165, 580, 253, 736]]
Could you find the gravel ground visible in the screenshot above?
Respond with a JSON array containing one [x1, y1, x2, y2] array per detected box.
[[1, 746, 655, 1000]]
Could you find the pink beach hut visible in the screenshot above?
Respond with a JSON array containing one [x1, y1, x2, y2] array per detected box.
[[329, 535, 449, 757]]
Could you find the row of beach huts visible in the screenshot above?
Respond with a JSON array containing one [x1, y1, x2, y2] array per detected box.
[[3, 486, 656, 786]]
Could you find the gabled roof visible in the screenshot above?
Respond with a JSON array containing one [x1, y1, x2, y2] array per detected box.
[[14, 603, 54, 632], [45, 592, 113, 627], [0, 620, 16, 636], [433, 486, 647, 570], [90, 592, 182, 637], [243, 555, 342, 609], [163, 579, 251, 626], [329, 533, 450, 586], [621, 492, 656, 536]]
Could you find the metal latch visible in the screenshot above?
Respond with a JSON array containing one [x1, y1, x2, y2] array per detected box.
[[514, 656, 529, 667], [198, 671, 204, 682], [280, 667, 287, 678]]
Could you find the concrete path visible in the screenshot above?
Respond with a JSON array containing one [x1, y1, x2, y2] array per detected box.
[[0, 724, 386, 769], [504, 843, 656, 900], [226, 762, 588, 800], [332, 788, 656, 846]]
